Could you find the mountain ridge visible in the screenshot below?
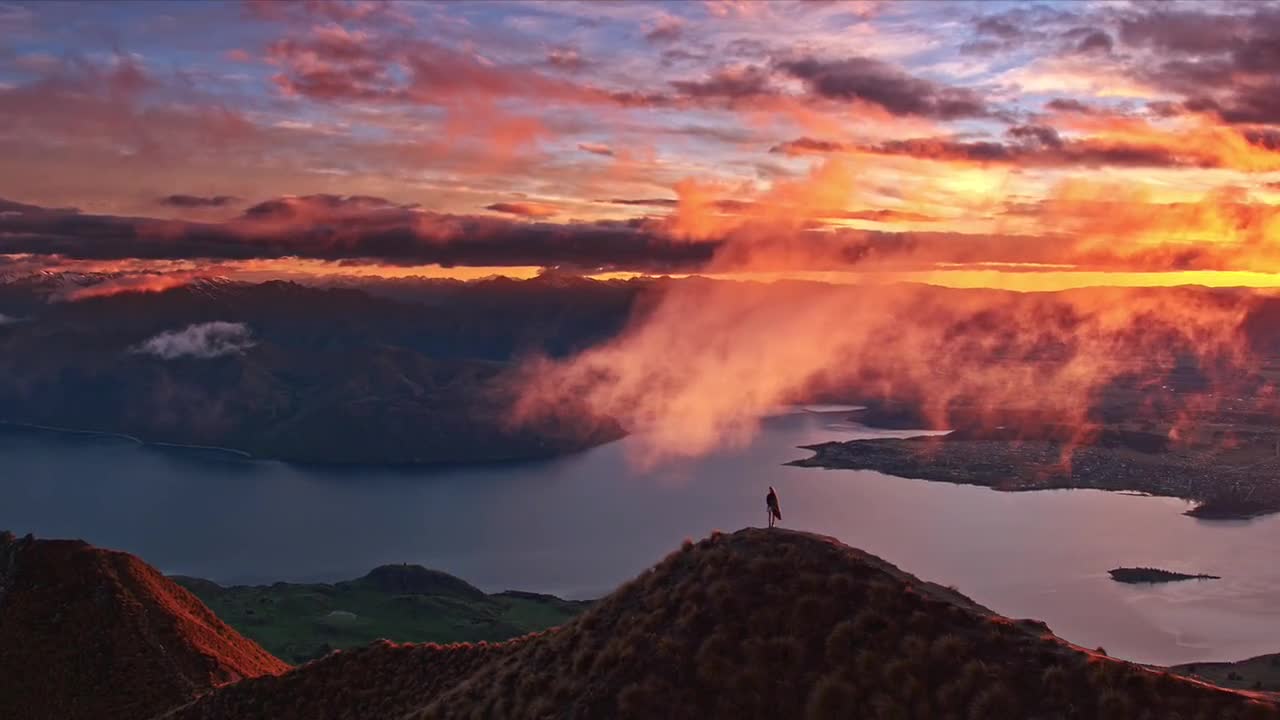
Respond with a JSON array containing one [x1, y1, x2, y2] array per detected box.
[[0, 530, 287, 720]]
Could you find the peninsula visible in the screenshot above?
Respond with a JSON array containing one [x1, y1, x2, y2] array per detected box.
[[789, 424, 1280, 520]]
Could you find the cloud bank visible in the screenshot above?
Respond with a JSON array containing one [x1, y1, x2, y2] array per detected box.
[[134, 322, 256, 360]]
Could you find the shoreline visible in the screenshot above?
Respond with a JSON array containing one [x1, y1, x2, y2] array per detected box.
[[0, 420, 254, 459], [0, 419, 622, 470]]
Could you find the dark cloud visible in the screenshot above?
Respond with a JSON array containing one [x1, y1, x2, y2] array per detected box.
[[1246, 130, 1280, 152], [637, 55, 993, 119], [974, 16, 1024, 41], [1117, 7, 1280, 124], [644, 16, 685, 44], [267, 26, 622, 109], [1117, 9, 1250, 55], [660, 47, 709, 65], [159, 194, 240, 209], [1006, 124, 1063, 150], [871, 138, 1013, 163], [669, 65, 774, 103], [606, 198, 678, 207], [961, 6, 1066, 55], [777, 56, 989, 119], [769, 137, 847, 155], [1045, 98, 1096, 114], [1146, 100, 1184, 118], [0, 195, 716, 272], [1216, 91, 1280, 125], [663, 123, 762, 145], [724, 38, 770, 58], [0, 197, 75, 215], [1072, 29, 1113, 55], [241, 194, 416, 220], [859, 127, 1210, 170], [957, 39, 1004, 56], [824, 209, 939, 223], [766, 130, 1192, 168]]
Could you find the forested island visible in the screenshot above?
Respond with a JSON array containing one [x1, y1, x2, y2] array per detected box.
[[1108, 567, 1220, 584]]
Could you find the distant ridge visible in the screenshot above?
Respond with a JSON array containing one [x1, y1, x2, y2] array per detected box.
[[354, 563, 487, 600], [162, 528, 1280, 720], [0, 531, 287, 720], [171, 563, 587, 663]]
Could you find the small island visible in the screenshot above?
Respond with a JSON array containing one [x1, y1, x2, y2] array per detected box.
[[1108, 567, 1220, 584]]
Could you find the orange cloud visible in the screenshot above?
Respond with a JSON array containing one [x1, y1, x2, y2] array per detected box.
[[1033, 181, 1280, 272], [485, 201, 560, 218], [516, 280, 1259, 462], [56, 272, 202, 301], [1050, 111, 1280, 173]]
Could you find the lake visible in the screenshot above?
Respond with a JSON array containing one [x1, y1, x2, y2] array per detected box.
[[4, 409, 1280, 666]]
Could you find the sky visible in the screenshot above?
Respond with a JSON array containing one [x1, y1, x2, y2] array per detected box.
[[2, 0, 1280, 290]]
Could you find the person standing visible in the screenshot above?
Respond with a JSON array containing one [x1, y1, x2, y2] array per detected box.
[[766, 486, 782, 528]]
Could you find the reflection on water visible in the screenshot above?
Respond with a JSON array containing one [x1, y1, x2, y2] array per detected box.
[[4, 413, 1280, 666]]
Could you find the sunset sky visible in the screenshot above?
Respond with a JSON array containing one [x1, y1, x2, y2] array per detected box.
[[2, 0, 1280, 289]]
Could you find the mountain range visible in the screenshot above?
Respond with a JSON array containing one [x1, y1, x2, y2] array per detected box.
[[0, 273, 641, 464], [8, 273, 1280, 466]]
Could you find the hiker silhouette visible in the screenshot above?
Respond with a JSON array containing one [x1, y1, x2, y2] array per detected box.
[[766, 486, 782, 528]]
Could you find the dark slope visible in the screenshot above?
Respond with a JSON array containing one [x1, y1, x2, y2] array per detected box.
[[156, 638, 523, 720], [162, 528, 1279, 720], [0, 531, 287, 720]]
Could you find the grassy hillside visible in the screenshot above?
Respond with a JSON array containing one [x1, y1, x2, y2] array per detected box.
[[173, 565, 589, 664], [164, 529, 1280, 720], [0, 531, 286, 720]]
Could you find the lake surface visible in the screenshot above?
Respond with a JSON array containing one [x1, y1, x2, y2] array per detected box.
[[4, 410, 1280, 666]]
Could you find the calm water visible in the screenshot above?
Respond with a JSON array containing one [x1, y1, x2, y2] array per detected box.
[[4, 410, 1280, 666]]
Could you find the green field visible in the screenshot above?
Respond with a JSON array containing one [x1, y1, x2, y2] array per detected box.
[[173, 565, 590, 664]]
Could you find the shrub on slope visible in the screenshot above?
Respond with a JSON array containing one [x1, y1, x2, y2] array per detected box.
[[0, 531, 287, 720]]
